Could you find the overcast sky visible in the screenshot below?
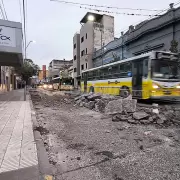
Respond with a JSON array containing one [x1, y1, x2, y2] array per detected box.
[[3, 0, 176, 69]]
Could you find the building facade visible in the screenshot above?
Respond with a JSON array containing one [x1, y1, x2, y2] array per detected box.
[[79, 12, 114, 74], [93, 4, 180, 67], [0, 19, 23, 92], [73, 33, 80, 87], [48, 59, 73, 78], [38, 65, 49, 82], [72, 12, 114, 85]]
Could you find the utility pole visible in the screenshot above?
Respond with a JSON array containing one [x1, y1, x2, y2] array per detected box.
[[121, 31, 124, 60], [22, 0, 27, 101], [100, 25, 104, 66], [22, 0, 27, 60]]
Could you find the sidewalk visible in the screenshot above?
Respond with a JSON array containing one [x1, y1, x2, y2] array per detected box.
[[0, 89, 51, 180]]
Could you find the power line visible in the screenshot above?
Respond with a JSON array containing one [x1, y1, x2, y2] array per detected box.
[[79, 6, 159, 17], [0, 7, 4, 19], [0, 4, 5, 20], [50, 0, 163, 12], [115, 0, 180, 36], [1, 0, 8, 20]]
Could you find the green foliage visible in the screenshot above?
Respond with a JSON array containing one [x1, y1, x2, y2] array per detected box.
[[15, 59, 40, 82], [170, 40, 179, 53]]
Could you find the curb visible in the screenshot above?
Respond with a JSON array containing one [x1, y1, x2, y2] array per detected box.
[[28, 93, 54, 180]]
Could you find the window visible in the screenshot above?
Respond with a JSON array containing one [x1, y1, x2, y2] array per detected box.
[[74, 68, 77, 72], [74, 55, 76, 61], [81, 36, 84, 43], [86, 48, 87, 54], [74, 43, 76, 49], [86, 63, 88, 69], [81, 50, 85, 57], [81, 64, 84, 70], [86, 33, 87, 39], [143, 58, 149, 78], [119, 62, 132, 77]]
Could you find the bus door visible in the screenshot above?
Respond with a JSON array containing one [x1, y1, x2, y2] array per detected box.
[[84, 72, 87, 92], [132, 60, 143, 98]]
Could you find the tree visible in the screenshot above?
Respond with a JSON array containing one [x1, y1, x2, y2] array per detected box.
[[15, 59, 40, 83], [169, 40, 178, 53]]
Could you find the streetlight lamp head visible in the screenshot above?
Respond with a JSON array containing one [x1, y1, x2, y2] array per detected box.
[[88, 15, 95, 22], [32, 40, 36, 43]]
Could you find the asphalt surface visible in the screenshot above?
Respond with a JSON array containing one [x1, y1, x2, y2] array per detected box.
[[30, 89, 180, 180]]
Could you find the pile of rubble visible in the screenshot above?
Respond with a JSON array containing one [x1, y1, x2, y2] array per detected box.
[[74, 93, 180, 126]]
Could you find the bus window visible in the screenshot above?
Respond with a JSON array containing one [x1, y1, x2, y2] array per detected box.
[[103, 67, 109, 79], [119, 62, 132, 77], [143, 58, 149, 78], [88, 71, 93, 80], [111, 65, 119, 78]]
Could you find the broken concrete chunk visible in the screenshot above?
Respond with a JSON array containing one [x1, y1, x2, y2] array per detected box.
[[152, 109, 159, 114], [133, 112, 149, 120], [112, 115, 120, 122], [79, 102, 84, 107], [164, 105, 172, 111], [74, 96, 81, 101], [101, 94, 117, 101], [124, 94, 132, 100], [94, 99, 106, 112], [87, 94, 102, 101], [115, 114, 128, 121], [76, 99, 82, 105], [128, 119, 137, 124], [152, 103, 159, 108], [140, 119, 151, 124], [158, 114, 167, 122], [85, 101, 95, 110], [105, 99, 123, 115], [148, 117, 154, 123], [157, 119, 164, 124], [122, 99, 137, 113]]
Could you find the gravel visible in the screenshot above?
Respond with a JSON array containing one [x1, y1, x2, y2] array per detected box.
[[30, 89, 180, 180]]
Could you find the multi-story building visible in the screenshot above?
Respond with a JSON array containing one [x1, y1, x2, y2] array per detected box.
[[79, 12, 114, 74], [0, 19, 23, 92], [38, 65, 49, 82], [93, 3, 180, 67], [48, 59, 73, 78], [73, 33, 80, 87], [72, 12, 114, 86]]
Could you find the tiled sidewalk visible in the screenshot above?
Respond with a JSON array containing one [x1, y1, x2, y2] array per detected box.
[[0, 90, 39, 180], [0, 101, 38, 172]]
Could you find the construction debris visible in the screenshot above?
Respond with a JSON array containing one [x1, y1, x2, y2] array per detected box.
[[74, 93, 180, 127]]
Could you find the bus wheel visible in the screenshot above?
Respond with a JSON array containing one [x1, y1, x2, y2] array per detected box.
[[120, 87, 130, 98]]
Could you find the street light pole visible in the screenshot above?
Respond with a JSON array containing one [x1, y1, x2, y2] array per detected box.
[[25, 40, 36, 59]]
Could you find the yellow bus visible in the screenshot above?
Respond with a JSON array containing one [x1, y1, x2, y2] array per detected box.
[[52, 77, 74, 91], [81, 51, 180, 100]]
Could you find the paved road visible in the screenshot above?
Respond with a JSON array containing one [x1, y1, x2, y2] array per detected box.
[[0, 89, 39, 180]]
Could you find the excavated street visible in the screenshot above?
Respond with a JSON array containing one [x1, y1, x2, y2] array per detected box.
[[30, 89, 180, 180]]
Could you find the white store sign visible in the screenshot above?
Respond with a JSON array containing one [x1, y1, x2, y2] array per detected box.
[[0, 26, 16, 47]]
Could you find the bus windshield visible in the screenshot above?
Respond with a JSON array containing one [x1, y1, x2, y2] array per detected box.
[[151, 59, 180, 80], [61, 78, 72, 85]]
